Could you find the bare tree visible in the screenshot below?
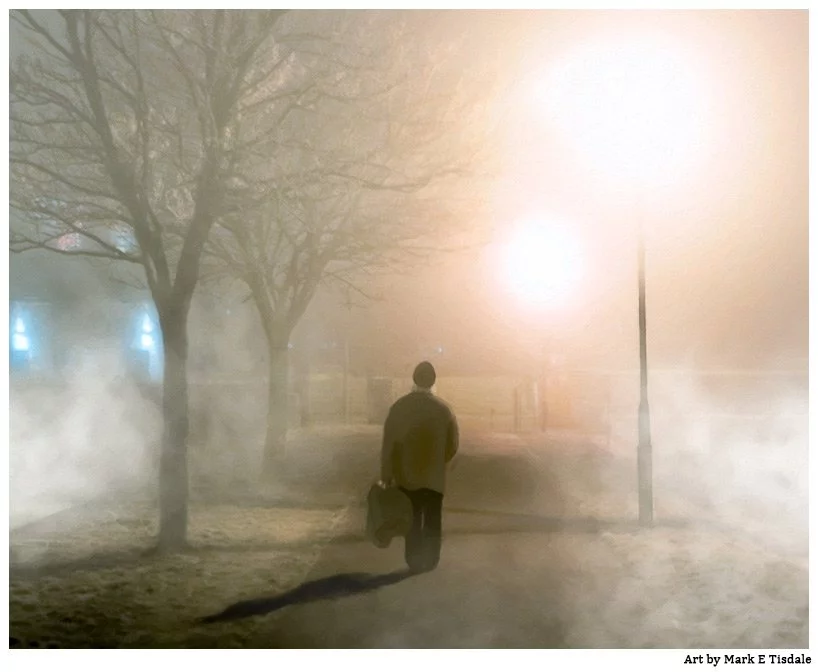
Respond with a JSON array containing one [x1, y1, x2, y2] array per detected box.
[[9, 9, 290, 549], [202, 11, 501, 474]]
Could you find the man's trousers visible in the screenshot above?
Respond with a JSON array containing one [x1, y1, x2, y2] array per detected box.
[[400, 487, 444, 572]]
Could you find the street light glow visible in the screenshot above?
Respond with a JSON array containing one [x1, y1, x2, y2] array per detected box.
[[501, 215, 583, 310], [539, 34, 709, 188]]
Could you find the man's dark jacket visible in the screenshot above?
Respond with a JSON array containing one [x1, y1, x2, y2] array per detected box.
[[380, 389, 459, 494]]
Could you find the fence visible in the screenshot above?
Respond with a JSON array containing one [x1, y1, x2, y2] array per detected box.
[[299, 369, 808, 449], [301, 374, 540, 432], [11, 366, 806, 460]]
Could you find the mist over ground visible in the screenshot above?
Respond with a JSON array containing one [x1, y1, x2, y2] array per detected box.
[[10, 350, 161, 531]]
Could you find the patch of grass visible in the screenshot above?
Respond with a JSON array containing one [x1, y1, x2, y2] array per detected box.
[[10, 503, 349, 648]]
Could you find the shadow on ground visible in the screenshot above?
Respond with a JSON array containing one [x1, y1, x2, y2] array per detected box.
[[199, 570, 416, 624]]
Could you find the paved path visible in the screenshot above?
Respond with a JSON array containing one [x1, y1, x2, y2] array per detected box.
[[194, 431, 774, 648], [262, 519, 574, 647]]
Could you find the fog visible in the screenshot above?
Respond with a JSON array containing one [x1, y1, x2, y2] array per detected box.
[[10, 349, 161, 532], [622, 370, 807, 555], [9, 8, 807, 650]]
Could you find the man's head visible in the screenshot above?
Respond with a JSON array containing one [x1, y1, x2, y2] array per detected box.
[[412, 361, 436, 390]]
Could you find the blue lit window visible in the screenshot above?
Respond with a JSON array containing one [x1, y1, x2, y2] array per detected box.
[[140, 314, 155, 350], [10, 304, 41, 374], [130, 305, 162, 382], [12, 316, 30, 352]]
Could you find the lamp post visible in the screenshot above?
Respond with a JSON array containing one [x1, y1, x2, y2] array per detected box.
[[636, 213, 653, 524], [539, 31, 708, 525]]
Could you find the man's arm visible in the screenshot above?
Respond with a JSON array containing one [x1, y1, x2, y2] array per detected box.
[[380, 410, 395, 483], [445, 413, 459, 463]]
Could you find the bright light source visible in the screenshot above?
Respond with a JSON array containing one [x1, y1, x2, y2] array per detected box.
[[501, 215, 583, 309], [142, 314, 154, 333], [14, 317, 25, 333], [12, 333, 30, 352], [539, 34, 709, 188], [141, 334, 155, 349]]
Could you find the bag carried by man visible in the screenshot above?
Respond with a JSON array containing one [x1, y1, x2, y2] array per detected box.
[[366, 481, 413, 549]]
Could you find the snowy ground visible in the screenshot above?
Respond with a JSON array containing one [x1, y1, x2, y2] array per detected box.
[[275, 514, 807, 648], [9, 428, 808, 648], [10, 502, 352, 648]]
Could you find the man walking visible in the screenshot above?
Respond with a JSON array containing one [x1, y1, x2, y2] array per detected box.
[[380, 361, 459, 573]]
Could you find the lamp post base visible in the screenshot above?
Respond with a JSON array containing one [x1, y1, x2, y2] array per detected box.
[[637, 400, 653, 526], [637, 445, 654, 526]]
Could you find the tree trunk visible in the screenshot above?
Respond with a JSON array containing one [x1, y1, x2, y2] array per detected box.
[[157, 313, 190, 551], [342, 335, 350, 424], [293, 342, 312, 428], [263, 335, 290, 479]]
